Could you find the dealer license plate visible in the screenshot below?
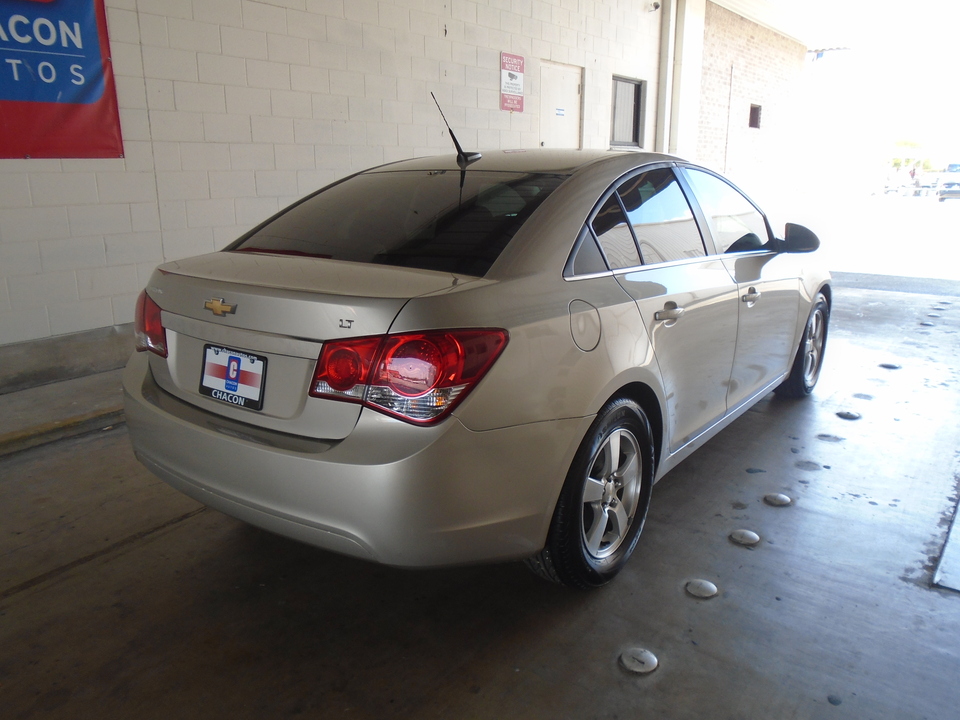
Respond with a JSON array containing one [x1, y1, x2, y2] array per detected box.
[[199, 345, 267, 411]]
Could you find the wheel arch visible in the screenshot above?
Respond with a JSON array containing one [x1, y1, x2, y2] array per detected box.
[[817, 281, 832, 308], [604, 381, 664, 473]]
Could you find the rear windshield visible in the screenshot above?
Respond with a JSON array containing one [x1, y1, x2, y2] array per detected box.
[[228, 169, 567, 276]]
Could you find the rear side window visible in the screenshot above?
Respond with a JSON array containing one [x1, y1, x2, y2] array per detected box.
[[683, 168, 769, 253], [229, 170, 567, 276], [617, 168, 705, 264], [566, 226, 606, 275], [591, 193, 642, 269]]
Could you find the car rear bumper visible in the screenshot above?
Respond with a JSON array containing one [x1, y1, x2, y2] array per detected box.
[[123, 353, 590, 567]]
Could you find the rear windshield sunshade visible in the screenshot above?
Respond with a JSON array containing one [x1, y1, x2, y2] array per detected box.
[[228, 170, 567, 276]]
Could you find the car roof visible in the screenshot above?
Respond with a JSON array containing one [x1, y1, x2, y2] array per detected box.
[[364, 148, 681, 176]]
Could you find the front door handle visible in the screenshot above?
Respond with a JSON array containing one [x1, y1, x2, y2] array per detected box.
[[655, 303, 685, 322], [741, 287, 761, 304]]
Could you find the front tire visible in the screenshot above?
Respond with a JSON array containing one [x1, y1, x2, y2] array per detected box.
[[775, 291, 829, 398], [526, 398, 655, 588]]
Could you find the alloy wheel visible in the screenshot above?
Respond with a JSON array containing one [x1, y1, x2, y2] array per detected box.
[[803, 307, 826, 388], [580, 428, 642, 559]]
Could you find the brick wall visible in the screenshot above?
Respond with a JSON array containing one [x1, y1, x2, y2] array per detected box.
[[696, 2, 805, 190], [0, 0, 662, 346]]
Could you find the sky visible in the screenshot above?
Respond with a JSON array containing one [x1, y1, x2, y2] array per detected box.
[[786, 0, 960, 162]]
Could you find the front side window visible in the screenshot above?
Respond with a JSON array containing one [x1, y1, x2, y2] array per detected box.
[[683, 169, 769, 254], [229, 170, 567, 277], [617, 168, 705, 264]]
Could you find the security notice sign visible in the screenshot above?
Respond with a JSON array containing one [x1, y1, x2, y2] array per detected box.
[[0, 0, 123, 158], [500, 52, 523, 112]]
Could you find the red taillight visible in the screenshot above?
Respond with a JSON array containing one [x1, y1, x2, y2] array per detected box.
[[378, 337, 445, 397], [326, 347, 367, 391], [310, 337, 381, 400], [310, 329, 508, 424], [134, 290, 167, 357]]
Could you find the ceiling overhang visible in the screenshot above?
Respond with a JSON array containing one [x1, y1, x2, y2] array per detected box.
[[711, 0, 856, 49]]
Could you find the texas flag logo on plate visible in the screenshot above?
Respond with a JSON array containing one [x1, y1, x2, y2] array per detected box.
[[199, 345, 267, 411]]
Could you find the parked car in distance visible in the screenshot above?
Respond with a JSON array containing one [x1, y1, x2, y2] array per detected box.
[[124, 149, 830, 588], [939, 165, 960, 201]]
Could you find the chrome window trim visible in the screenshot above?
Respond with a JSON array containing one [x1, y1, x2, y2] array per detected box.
[[717, 248, 778, 260], [612, 253, 722, 276], [564, 244, 729, 282], [563, 269, 616, 282]]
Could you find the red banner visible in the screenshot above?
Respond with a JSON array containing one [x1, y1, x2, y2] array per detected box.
[[0, 0, 123, 158]]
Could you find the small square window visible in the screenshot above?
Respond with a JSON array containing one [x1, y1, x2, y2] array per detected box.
[[611, 77, 646, 147], [749, 104, 762, 129]]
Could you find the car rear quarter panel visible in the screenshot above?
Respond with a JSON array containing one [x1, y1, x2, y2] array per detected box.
[[392, 272, 666, 435]]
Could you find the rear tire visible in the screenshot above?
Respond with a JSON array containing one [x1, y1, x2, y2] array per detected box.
[[526, 398, 654, 588], [775, 292, 829, 398]]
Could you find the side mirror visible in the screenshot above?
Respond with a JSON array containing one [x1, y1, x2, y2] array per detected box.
[[780, 223, 820, 253]]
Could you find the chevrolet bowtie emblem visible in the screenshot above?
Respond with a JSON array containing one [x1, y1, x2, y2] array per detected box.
[[203, 298, 236, 316]]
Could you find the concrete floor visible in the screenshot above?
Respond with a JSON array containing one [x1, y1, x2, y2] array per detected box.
[[2, 282, 959, 719]]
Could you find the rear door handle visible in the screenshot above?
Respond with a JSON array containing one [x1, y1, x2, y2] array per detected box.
[[741, 287, 761, 303], [655, 304, 685, 322]]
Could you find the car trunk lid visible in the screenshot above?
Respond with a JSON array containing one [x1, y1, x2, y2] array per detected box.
[[143, 252, 471, 439]]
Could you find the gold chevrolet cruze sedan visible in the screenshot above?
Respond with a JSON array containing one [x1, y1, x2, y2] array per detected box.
[[124, 149, 830, 588]]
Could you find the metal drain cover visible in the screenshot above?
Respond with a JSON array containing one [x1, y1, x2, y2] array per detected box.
[[620, 647, 659, 674], [730, 529, 761, 546], [685, 579, 719, 598]]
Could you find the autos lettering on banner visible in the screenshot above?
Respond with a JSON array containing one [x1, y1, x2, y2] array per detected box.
[[0, 0, 123, 158]]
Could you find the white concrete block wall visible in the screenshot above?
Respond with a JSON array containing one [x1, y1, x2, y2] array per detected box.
[[0, 0, 663, 346]]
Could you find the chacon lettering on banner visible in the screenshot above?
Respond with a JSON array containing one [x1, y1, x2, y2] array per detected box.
[[0, 0, 123, 158]]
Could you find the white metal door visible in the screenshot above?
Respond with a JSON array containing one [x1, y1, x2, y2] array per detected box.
[[539, 62, 582, 149]]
